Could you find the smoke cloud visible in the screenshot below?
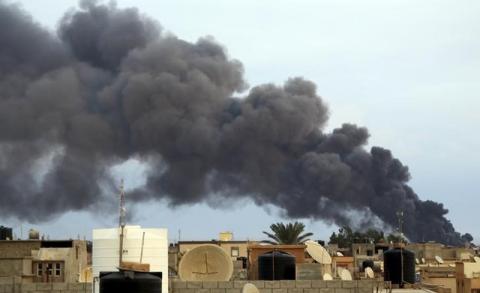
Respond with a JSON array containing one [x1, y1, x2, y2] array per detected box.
[[0, 1, 463, 244]]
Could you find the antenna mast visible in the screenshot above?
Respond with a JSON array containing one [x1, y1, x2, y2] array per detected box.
[[118, 179, 126, 267], [396, 210, 404, 241], [396, 210, 404, 287]]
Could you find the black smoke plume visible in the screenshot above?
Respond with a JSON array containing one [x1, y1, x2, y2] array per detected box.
[[0, 1, 463, 244]]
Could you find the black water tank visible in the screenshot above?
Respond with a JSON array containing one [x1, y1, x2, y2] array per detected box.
[[258, 251, 295, 280], [0, 226, 13, 240], [362, 259, 374, 272], [384, 248, 415, 286], [100, 271, 162, 293]]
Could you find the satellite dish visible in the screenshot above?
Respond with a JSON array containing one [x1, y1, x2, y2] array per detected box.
[[449, 264, 455, 268], [435, 255, 444, 264], [415, 258, 420, 264], [421, 258, 426, 264], [340, 269, 352, 281], [474, 256, 480, 263], [305, 240, 332, 264], [242, 283, 260, 293], [336, 252, 344, 257], [323, 273, 333, 280], [178, 244, 233, 281], [365, 267, 374, 279]]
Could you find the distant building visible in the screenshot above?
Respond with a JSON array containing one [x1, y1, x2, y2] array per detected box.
[[408, 242, 475, 263], [0, 239, 88, 283]]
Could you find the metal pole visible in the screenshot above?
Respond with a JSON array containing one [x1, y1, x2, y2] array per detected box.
[[140, 232, 146, 263], [397, 211, 404, 287]]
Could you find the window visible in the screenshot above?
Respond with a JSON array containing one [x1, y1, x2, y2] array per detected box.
[[36, 263, 43, 276], [46, 263, 53, 276], [231, 247, 240, 257], [367, 250, 373, 256], [55, 263, 61, 276]]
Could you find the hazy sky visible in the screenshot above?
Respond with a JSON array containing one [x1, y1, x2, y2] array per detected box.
[[3, 0, 479, 244]]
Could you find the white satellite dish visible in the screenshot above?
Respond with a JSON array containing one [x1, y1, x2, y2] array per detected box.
[[305, 240, 332, 264], [448, 264, 455, 268], [178, 244, 233, 281], [415, 258, 420, 264], [242, 283, 260, 293], [365, 267, 374, 279], [474, 256, 480, 263], [323, 273, 333, 280], [336, 252, 344, 257], [340, 269, 352, 281], [421, 258, 426, 264], [435, 255, 444, 264]]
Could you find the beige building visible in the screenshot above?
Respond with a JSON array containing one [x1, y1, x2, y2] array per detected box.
[[408, 242, 474, 263], [419, 265, 457, 293], [456, 261, 480, 293], [178, 240, 256, 260], [0, 240, 88, 283]]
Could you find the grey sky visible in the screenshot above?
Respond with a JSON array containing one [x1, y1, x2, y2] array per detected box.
[[3, 0, 479, 243]]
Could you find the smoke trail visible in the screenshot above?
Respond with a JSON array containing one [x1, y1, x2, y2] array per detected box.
[[0, 1, 462, 244]]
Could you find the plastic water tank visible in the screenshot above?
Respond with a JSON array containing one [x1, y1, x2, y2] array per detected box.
[[100, 271, 162, 293], [258, 251, 295, 280], [384, 248, 415, 286]]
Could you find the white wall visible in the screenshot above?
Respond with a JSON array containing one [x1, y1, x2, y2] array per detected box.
[[92, 226, 168, 293]]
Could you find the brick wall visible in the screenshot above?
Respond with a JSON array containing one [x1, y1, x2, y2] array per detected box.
[[170, 280, 384, 293], [0, 282, 92, 293]]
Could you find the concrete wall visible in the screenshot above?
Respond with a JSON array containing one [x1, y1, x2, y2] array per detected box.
[[422, 277, 456, 293], [178, 242, 253, 260], [0, 282, 92, 293], [170, 280, 383, 293]]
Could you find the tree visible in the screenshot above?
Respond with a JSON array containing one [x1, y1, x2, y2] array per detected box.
[[329, 226, 354, 248], [386, 233, 405, 244], [262, 222, 313, 244], [329, 226, 387, 247]]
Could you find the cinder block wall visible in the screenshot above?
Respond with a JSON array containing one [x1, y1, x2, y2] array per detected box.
[[170, 280, 383, 293], [0, 282, 92, 293]]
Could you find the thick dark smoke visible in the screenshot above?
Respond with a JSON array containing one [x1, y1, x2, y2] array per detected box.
[[0, 1, 463, 244]]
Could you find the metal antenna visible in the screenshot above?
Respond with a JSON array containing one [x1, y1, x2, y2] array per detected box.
[[396, 210, 404, 287], [118, 179, 126, 267], [119, 179, 126, 228]]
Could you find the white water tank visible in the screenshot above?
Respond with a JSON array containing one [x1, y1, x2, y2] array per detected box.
[[92, 226, 168, 293]]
